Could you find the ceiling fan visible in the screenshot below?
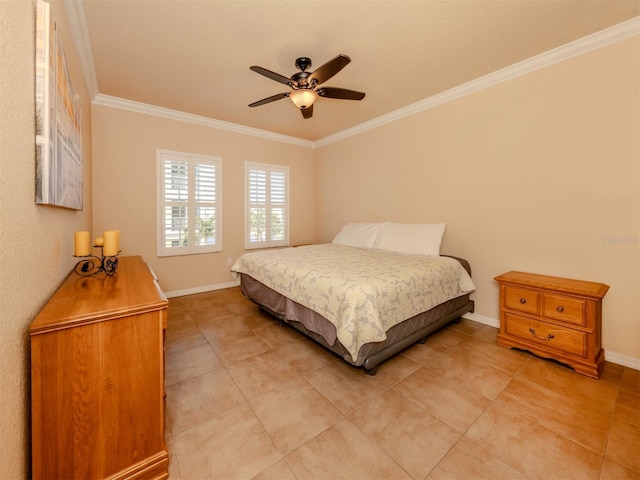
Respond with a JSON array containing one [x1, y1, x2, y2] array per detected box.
[[248, 54, 365, 119]]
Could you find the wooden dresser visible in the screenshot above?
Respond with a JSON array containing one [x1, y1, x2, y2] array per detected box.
[[30, 256, 169, 479], [494, 271, 609, 379]]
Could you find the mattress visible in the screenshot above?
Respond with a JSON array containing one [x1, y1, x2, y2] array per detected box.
[[240, 272, 473, 370], [232, 244, 475, 362]]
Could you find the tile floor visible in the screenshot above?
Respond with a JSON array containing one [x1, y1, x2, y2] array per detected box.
[[164, 287, 640, 480]]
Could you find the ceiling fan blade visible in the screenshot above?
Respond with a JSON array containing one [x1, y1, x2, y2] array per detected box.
[[250, 66, 296, 87], [317, 87, 365, 100], [308, 54, 351, 85], [248, 92, 289, 108], [301, 104, 313, 119]]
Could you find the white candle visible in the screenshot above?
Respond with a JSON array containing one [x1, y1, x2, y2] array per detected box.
[[74, 231, 91, 256], [112, 230, 120, 252], [103, 230, 120, 256]]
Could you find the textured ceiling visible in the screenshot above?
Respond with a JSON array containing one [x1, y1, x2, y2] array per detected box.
[[79, 0, 639, 141]]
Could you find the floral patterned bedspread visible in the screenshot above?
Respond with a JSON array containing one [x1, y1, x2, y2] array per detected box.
[[231, 244, 475, 360]]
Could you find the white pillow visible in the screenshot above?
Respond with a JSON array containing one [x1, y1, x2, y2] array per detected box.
[[332, 222, 388, 249], [373, 222, 446, 256]]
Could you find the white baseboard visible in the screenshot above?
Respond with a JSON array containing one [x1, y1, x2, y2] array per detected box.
[[164, 286, 640, 371], [463, 313, 639, 371], [164, 280, 240, 299], [463, 312, 500, 328], [604, 351, 640, 371]]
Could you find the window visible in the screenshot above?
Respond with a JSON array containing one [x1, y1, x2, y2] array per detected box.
[[157, 150, 221, 256], [245, 161, 289, 249]]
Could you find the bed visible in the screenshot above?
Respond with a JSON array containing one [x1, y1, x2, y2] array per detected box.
[[231, 222, 476, 374]]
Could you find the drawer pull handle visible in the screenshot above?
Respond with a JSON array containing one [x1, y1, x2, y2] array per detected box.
[[556, 306, 564, 313], [529, 328, 555, 341], [519, 298, 527, 304]]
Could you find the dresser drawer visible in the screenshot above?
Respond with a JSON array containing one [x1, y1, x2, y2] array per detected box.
[[503, 313, 587, 358], [542, 293, 586, 327], [504, 286, 539, 315]]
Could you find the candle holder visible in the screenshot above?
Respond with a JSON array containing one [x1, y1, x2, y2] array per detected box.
[[73, 246, 120, 277]]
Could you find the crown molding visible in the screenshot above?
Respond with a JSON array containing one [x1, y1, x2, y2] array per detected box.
[[66, 0, 312, 147], [93, 94, 315, 148], [64, 0, 98, 99], [65, 1, 637, 149], [315, 16, 640, 147]]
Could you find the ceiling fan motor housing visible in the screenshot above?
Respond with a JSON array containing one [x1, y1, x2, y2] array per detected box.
[[291, 71, 312, 86], [295, 57, 312, 71]]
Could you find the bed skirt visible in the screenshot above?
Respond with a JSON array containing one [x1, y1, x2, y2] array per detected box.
[[239, 255, 474, 374]]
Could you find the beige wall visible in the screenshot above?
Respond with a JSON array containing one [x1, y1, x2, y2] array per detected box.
[[315, 37, 639, 360], [0, 3, 636, 475], [91, 106, 315, 294], [0, 0, 93, 477]]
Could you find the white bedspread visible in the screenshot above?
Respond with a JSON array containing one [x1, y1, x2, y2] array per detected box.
[[231, 244, 475, 360]]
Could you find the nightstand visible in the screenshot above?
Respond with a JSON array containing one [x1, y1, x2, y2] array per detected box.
[[494, 271, 609, 379]]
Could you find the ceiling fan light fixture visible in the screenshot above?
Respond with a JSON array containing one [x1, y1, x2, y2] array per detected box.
[[289, 89, 318, 109]]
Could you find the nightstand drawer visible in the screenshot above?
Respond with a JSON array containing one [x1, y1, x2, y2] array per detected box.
[[504, 286, 539, 315], [504, 313, 587, 358], [542, 294, 586, 327]]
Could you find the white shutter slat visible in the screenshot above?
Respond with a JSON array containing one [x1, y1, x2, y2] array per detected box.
[[164, 205, 188, 247], [164, 160, 188, 202], [195, 163, 216, 202], [270, 171, 286, 204], [195, 206, 216, 246], [249, 169, 267, 204]]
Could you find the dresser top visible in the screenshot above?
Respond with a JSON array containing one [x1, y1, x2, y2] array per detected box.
[[494, 271, 609, 299], [30, 256, 168, 335]]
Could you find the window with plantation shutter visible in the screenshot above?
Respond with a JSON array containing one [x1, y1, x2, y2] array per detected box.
[[157, 150, 221, 256], [245, 162, 289, 249]]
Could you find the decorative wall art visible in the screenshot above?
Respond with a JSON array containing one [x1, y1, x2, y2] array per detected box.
[[35, 0, 83, 210]]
